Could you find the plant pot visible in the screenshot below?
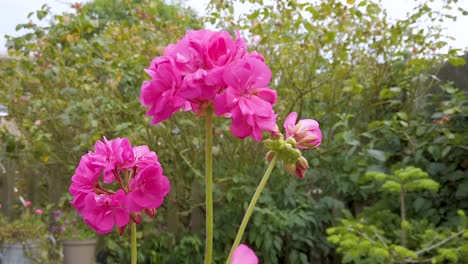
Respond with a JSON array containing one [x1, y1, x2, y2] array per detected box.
[[62, 238, 97, 264], [0, 240, 40, 264]]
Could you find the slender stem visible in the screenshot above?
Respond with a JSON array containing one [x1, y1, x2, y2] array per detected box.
[[400, 188, 407, 247], [131, 222, 137, 264], [226, 154, 279, 264], [204, 109, 214, 264], [94, 185, 114, 195], [113, 170, 128, 192]]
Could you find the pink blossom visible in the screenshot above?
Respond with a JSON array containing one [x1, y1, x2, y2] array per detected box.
[[169, 30, 247, 112], [34, 209, 43, 215], [24, 200, 32, 207], [164, 30, 247, 73], [91, 137, 134, 183], [232, 244, 258, 264], [284, 112, 322, 149], [83, 190, 129, 234], [178, 69, 220, 112], [163, 30, 210, 75], [230, 106, 277, 141], [215, 57, 277, 140], [127, 145, 159, 170], [141, 30, 262, 120], [141, 57, 186, 124], [203, 30, 247, 69], [69, 154, 101, 212], [126, 165, 170, 213]]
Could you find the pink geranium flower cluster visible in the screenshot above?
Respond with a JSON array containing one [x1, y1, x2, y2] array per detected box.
[[69, 137, 170, 234], [140, 30, 278, 141]]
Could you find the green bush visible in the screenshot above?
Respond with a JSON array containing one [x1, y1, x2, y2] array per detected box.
[[327, 167, 467, 263]]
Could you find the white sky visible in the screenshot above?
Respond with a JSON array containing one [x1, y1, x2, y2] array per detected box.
[[0, 0, 467, 53]]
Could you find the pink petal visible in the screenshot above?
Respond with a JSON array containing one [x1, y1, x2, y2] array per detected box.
[[232, 244, 258, 264], [298, 119, 320, 130], [284, 112, 298, 138], [96, 213, 114, 233], [237, 96, 273, 117], [114, 208, 130, 228], [214, 88, 239, 116], [255, 88, 277, 105]]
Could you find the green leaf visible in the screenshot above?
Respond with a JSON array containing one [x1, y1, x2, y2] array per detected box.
[[448, 56, 466, 66], [413, 197, 428, 212], [362, 171, 388, 182], [392, 245, 417, 259], [367, 149, 387, 162], [455, 180, 468, 198], [381, 181, 401, 192], [343, 131, 360, 146], [247, 10, 260, 20], [406, 179, 440, 192]]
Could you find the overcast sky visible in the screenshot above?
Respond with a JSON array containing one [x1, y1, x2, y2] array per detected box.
[[0, 0, 466, 54]]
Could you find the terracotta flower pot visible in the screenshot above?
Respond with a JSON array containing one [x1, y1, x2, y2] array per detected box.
[[62, 238, 97, 264]]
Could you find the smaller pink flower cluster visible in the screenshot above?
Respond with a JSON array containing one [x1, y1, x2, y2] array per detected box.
[[23, 200, 43, 215], [69, 137, 170, 234], [141, 30, 278, 141]]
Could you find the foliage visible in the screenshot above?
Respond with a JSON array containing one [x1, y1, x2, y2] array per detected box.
[[0, 0, 467, 263], [49, 194, 96, 241], [0, 202, 50, 263], [327, 167, 467, 263], [363, 166, 440, 193], [0, 211, 46, 245]]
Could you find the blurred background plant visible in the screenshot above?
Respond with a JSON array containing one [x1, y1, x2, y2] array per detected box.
[[0, 0, 467, 263], [50, 194, 96, 241], [0, 191, 50, 263], [327, 166, 467, 263]]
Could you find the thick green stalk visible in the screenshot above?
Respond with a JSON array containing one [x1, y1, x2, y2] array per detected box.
[[131, 222, 137, 264], [226, 154, 279, 264], [204, 110, 214, 264]]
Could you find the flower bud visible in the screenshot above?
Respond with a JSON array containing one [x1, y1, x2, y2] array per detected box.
[[283, 156, 309, 179], [284, 112, 322, 149], [269, 125, 282, 140]]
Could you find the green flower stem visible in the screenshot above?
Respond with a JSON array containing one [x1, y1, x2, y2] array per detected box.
[[226, 154, 279, 264], [204, 109, 214, 264], [131, 222, 137, 264]]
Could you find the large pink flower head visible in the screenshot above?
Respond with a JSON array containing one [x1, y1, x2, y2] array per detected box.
[[69, 137, 170, 235], [141, 29, 277, 141], [284, 112, 322, 149]]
